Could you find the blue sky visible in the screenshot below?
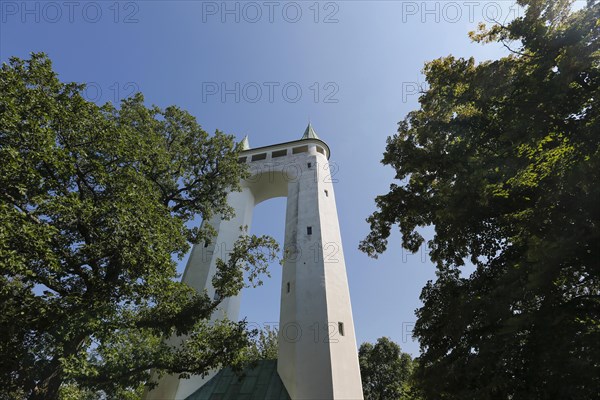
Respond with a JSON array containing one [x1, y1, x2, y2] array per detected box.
[[2, 0, 535, 355]]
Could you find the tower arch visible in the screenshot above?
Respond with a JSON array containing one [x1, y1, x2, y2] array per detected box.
[[239, 195, 286, 339], [144, 124, 363, 400]]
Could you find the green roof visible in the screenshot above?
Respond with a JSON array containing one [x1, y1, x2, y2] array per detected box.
[[185, 360, 291, 400], [301, 123, 320, 140]]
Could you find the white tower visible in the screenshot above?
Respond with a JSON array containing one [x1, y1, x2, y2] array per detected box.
[[144, 124, 363, 400]]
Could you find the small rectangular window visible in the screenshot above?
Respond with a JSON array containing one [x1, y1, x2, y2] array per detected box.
[[272, 149, 287, 158], [204, 241, 210, 248], [307, 226, 312, 235], [324, 190, 328, 197], [292, 145, 308, 154], [338, 322, 345, 336], [286, 282, 290, 293], [307, 162, 312, 169], [251, 153, 267, 161]]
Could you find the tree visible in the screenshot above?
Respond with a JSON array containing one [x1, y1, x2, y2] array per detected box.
[[359, 337, 417, 400], [360, 1, 599, 399], [0, 53, 279, 400], [245, 326, 279, 361]]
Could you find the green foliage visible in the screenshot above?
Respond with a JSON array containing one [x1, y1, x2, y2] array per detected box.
[[361, 1, 599, 399], [0, 53, 280, 399], [244, 326, 279, 361], [359, 337, 418, 400], [58, 382, 144, 400]]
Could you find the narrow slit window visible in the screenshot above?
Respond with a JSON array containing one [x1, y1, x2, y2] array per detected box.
[[204, 241, 210, 248], [324, 190, 328, 197], [307, 162, 312, 169], [338, 322, 345, 336], [286, 282, 290, 293], [307, 226, 312, 235]]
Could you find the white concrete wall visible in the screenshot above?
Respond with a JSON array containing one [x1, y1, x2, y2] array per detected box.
[[316, 154, 364, 399]]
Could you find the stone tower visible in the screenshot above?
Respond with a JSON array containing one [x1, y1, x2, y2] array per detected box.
[[144, 124, 363, 400]]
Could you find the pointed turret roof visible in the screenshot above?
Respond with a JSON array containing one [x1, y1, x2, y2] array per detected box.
[[301, 122, 320, 140], [240, 135, 251, 150]]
